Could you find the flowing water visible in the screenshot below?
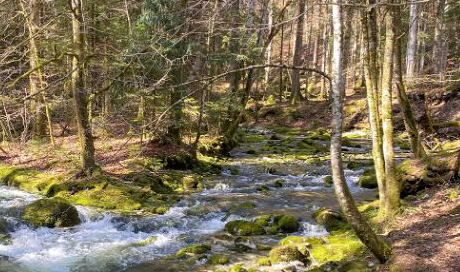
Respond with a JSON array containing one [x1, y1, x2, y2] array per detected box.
[[0, 132, 376, 272]]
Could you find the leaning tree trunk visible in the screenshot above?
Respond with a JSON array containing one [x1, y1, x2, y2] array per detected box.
[[290, 0, 306, 105], [381, 1, 399, 216], [362, 1, 387, 214], [394, 8, 426, 159], [70, 0, 97, 175], [330, 0, 392, 263]]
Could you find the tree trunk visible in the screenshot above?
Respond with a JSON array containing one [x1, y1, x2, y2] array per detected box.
[[290, 0, 306, 105], [70, 0, 97, 175], [264, 0, 274, 97], [330, 0, 392, 263], [25, 0, 46, 137], [222, 0, 241, 132], [432, 0, 446, 76], [406, 2, 419, 77], [394, 9, 426, 159], [381, 1, 399, 216], [362, 2, 386, 213]]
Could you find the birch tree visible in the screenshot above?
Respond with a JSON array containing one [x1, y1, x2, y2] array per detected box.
[[330, 0, 392, 262]]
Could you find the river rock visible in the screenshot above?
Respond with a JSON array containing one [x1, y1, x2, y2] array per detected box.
[[175, 244, 211, 258], [253, 214, 300, 234], [22, 198, 81, 228], [225, 220, 266, 236], [277, 215, 300, 233], [207, 254, 230, 265], [269, 246, 310, 265], [358, 169, 378, 189], [312, 208, 347, 232]]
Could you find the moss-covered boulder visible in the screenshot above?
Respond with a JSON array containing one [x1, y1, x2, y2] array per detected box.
[[252, 214, 300, 234], [182, 175, 201, 190], [22, 198, 81, 228], [269, 246, 310, 265], [277, 215, 300, 233], [253, 215, 272, 227], [175, 244, 211, 258], [397, 153, 460, 197], [207, 254, 230, 265], [312, 208, 347, 232], [230, 264, 247, 272], [225, 220, 266, 236], [358, 169, 377, 189], [258, 257, 271, 266]]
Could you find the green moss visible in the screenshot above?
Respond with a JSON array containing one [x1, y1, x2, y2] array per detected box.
[[134, 236, 158, 247], [244, 134, 269, 143], [277, 215, 300, 233], [272, 179, 284, 188], [181, 174, 203, 190], [313, 208, 348, 232], [309, 231, 364, 264], [253, 215, 272, 227], [175, 244, 211, 258], [269, 246, 310, 265], [257, 257, 271, 266], [0, 165, 180, 214], [207, 254, 229, 265], [230, 264, 247, 272], [279, 236, 324, 253], [225, 220, 266, 236], [448, 188, 460, 201], [22, 198, 81, 228], [323, 176, 333, 187], [256, 244, 272, 251], [358, 169, 378, 189]]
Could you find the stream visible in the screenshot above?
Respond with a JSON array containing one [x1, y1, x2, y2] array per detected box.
[[0, 131, 376, 272]]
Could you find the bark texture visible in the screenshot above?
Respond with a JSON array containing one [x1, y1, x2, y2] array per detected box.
[[330, 0, 392, 263], [70, 0, 97, 174]]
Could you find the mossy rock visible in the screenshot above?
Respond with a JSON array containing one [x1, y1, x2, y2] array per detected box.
[[258, 257, 271, 266], [312, 208, 348, 232], [225, 220, 266, 236], [253, 215, 272, 227], [277, 215, 300, 233], [272, 179, 285, 187], [230, 264, 247, 272], [0, 218, 12, 245], [256, 185, 270, 194], [207, 254, 230, 265], [162, 152, 198, 170], [269, 246, 310, 265], [358, 169, 377, 189], [256, 244, 272, 251], [133, 236, 158, 247], [323, 176, 333, 187], [22, 198, 81, 228], [175, 244, 211, 258], [182, 175, 202, 190], [279, 236, 324, 254]]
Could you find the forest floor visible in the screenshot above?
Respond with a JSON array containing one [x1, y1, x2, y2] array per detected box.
[[381, 184, 460, 272]]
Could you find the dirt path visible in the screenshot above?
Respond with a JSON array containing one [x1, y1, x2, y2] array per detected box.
[[381, 186, 460, 272]]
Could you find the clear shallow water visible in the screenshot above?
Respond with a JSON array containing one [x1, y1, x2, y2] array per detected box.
[[0, 135, 375, 272]]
